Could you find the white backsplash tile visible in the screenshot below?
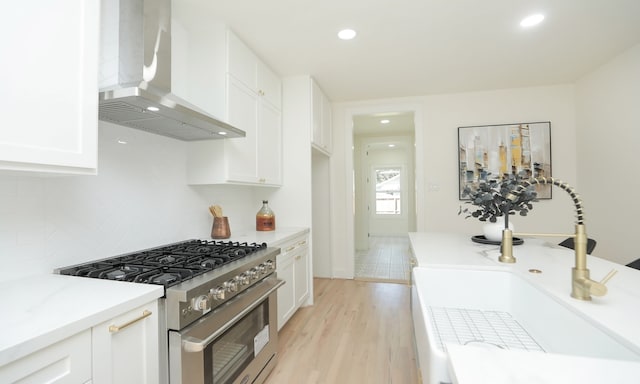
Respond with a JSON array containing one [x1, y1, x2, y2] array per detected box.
[[0, 122, 257, 282]]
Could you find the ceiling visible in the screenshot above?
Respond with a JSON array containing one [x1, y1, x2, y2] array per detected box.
[[353, 112, 415, 137], [182, 0, 640, 103]]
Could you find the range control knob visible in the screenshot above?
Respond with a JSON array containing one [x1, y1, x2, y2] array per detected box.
[[193, 295, 210, 311], [248, 268, 259, 280], [257, 264, 267, 275], [237, 273, 250, 286], [211, 287, 226, 300], [264, 260, 275, 271], [225, 279, 238, 293]]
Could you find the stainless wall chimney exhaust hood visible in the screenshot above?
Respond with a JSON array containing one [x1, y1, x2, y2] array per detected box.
[[99, 0, 245, 141]]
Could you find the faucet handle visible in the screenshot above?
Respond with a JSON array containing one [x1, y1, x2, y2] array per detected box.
[[589, 269, 618, 297], [599, 269, 618, 285]]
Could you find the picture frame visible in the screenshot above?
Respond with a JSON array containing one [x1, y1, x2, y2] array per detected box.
[[458, 121, 552, 200]]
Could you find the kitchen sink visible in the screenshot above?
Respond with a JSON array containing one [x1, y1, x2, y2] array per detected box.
[[411, 266, 640, 384]]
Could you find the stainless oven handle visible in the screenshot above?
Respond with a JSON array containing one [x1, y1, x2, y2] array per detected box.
[[182, 278, 285, 353]]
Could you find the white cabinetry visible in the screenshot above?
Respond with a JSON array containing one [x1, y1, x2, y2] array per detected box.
[[295, 245, 310, 308], [0, 0, 98, 175], [0, 330, 92, 383], [276, 250, 295, 330], [171, 7, 227, 120], [0, 300, 160, 384], [92, 301, 160, 384], [311, 79, 332, 155], [228, 32, 282, 110], [186, 29, 282, 186], [276, 234, 310, 330]]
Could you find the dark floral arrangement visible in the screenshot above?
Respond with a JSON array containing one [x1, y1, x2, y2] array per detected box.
[[459, 172, 538, 222]]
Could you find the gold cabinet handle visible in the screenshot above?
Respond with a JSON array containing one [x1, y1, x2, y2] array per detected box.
[[109, 310, 152, 333], [285, 240, 307, 253]]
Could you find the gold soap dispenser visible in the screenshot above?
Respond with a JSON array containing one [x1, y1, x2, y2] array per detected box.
[[256, 200, 276, 231]]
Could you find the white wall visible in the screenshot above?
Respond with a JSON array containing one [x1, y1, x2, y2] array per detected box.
[[0, 122, 257, 282], [575, 44, 640, 265], [332, 85, 577, 278], [421, 85, 577, 236]]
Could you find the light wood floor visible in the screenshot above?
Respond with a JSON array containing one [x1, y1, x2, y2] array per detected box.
[[265, 278, 421, 384]]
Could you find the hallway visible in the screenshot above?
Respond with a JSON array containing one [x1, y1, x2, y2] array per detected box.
[[354, 235, 412, 283]]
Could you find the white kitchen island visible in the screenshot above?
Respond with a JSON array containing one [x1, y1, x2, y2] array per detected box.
[[409, 231, 640, 384]]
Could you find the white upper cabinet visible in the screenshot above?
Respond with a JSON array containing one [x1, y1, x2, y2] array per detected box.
[[186, 28, 282, 186], [171, 5, 228, 120], [311, 79, 332, 155], [228, 32, 282, 110], [0, 0, 98, 175]]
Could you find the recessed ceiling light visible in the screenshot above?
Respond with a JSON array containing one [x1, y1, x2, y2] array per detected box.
[[146, 106, 160, 112], [380, 119, 390, 124], [520, 14, 544, 28], [388, 144, 396, 148], [338, 29, 357, 40], [218, 131, 227, 135]]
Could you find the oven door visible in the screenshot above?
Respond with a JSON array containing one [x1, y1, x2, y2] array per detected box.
[[169, 276, 284, 384]]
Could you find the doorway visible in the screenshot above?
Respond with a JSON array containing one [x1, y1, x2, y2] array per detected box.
[[353, 112, 416, 282]]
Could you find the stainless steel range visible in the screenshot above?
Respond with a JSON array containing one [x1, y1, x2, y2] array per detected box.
[[57, 239, 283, 384]]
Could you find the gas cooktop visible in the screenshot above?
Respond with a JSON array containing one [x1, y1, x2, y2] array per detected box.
[[57, 239, 269, 288]]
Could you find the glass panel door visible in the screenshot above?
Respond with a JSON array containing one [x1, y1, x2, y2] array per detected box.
[[210, 300, 270, 384]]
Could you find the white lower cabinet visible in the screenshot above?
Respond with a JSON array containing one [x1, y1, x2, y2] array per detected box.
[[92, 301, 160, 384], [0, 329, 92, 383], [276, 234, 310, 330], [295, 247, 310, 308]]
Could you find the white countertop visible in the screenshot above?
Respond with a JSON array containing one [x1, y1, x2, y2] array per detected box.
[[222, 227, 309, 248], [409, 231, 640, 383], [0, 274, 163, 367]]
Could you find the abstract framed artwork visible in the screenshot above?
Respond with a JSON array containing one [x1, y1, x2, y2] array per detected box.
[[458, 121, 552, 200]]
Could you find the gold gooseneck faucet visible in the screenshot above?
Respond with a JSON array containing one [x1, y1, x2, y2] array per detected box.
[[499, 177, 617, 301]]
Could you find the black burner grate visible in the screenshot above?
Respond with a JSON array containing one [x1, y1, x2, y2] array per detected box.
[[58, 240, 268, 287]]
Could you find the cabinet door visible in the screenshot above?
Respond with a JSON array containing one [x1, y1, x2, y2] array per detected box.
[[226, 76, 259, 183], [311, 80, 323, 147], [257, 64, 282, 110], [311, 79, 332, 155], [277, 254, 296, 330], [0, 0, 98, 175], [171, 10, 227, 120], [257, 101, 282, 185], [320, 91, 332, 154], [92, 301, 160, 384], [294, 244, 310, 307], [0, 330, 92, 383], [227, 31, 257, 91]]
